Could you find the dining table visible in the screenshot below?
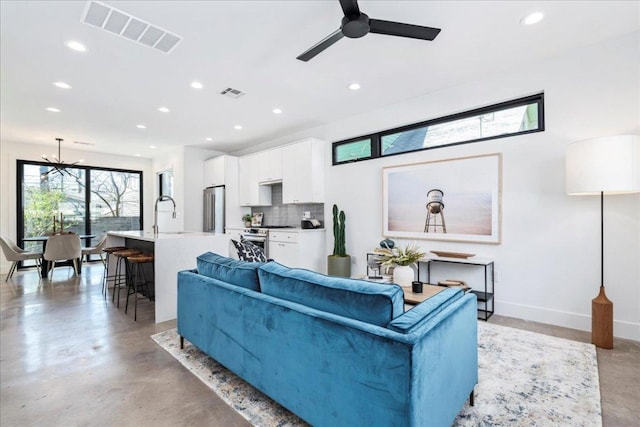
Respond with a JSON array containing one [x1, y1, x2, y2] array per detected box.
[[22, 234, 96, 278]]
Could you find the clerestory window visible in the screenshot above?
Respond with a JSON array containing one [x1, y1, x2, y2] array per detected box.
[[333, 93, 544, 165]]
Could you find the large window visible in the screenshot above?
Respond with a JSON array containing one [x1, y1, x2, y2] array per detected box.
[[333, 93, 544, 165], [17, 161, 143, 262]]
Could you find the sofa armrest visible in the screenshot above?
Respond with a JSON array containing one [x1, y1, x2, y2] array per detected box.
[[388, 288, 463, 333]]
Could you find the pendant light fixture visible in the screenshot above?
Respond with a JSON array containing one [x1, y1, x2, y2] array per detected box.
[[40, 138, 82, 179]]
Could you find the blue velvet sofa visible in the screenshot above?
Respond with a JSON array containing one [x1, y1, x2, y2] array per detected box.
[[177, 252, 478, 427]]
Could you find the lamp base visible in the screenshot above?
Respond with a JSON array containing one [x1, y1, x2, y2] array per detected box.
[[592, 286, 613, 349]]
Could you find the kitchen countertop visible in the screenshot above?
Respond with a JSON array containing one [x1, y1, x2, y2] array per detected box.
[[107, 230, 225, 242], [226, 227, 325, 232], [278, 227, 325, 232], [106, 230, 231, 323]]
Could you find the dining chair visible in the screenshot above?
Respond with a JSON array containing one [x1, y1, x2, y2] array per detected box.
[[81, 235, 107, 266], [0, 236, 43, 281], [43, 233, 81, 280]]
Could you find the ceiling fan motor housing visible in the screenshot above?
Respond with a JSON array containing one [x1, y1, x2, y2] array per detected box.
[[341, 13, 370, 38]]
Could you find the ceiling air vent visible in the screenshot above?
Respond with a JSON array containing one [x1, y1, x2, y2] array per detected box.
[[219, 88, 246, 99], [81, 1, 182, 54]]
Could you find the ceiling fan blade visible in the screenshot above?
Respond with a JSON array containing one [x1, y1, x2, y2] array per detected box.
[[297, 29, 344, 62], [369, 19, 441, 41], [339, 0, 360, 17]]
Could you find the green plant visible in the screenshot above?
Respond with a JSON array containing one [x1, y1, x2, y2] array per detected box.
[[331, 204, 347, 257], [23, 188, 65, 237], [375, 242, 425, 266], [242, 214, 252, 222]]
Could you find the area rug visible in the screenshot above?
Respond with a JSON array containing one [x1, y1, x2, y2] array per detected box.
[[151, 322, 602, 426]]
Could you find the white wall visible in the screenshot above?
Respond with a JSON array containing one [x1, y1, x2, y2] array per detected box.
[[151, 146, 222, 232], [152, 147, 184, 233], [240, 32, 640, 340], [0, 140, 154, 271]]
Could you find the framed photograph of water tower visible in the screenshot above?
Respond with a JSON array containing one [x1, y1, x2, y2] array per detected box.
[[382, 153, 502, 244]]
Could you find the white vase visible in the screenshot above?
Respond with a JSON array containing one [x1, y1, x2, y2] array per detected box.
[[393, 264, 415, 288]]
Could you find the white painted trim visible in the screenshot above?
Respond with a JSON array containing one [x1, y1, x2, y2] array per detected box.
[[497, 300, 640, 342]]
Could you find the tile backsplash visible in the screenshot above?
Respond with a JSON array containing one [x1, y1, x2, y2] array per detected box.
[[251, 184, 324, 227]]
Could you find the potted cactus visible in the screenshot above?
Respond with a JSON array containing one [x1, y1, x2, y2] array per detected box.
[[327, 204, 351, 277]]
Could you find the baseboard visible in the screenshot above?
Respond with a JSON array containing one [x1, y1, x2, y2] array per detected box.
[[496, 300, 640, 342]]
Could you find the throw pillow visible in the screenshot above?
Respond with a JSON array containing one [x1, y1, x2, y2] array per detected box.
[[231, 238, 267, 262]]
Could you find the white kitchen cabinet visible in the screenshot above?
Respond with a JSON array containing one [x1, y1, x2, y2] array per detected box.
[[268, 241, 298, 266], [258, 147, 283, 183], [239, 154, 272, 207], [282, 138, 325, 204], [204, 156, 226, 187], [268, 229, 325, 272]]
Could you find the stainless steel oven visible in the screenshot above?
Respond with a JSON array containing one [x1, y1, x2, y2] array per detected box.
[[241, 228, 268, 257]]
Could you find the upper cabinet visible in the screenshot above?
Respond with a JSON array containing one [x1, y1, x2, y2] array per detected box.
[[282, 138, 325, 204], [239, 154, 272, 207], [204, 155, 226, 187], [258, 147, 283, 184]]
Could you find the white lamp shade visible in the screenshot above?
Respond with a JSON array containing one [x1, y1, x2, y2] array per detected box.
[[566, 135, 639, 195]]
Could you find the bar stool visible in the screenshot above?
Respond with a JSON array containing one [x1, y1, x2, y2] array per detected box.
[[111, 249, 142, 306], [125, 253, 154, 321], [102, 246, 128, 297]]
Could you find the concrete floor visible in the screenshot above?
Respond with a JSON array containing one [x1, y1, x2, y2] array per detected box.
[[1, 264, 638, 426]]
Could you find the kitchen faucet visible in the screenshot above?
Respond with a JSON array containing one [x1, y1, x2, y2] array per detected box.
[[153, 195, 177, 235]]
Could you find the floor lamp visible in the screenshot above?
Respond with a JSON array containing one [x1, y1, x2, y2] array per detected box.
[[566, 135, 639, 349]]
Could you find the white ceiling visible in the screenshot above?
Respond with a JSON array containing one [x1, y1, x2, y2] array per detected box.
[[1, 1, 638, 158]]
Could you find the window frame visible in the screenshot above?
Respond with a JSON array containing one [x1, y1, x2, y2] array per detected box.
[[332, 93, 544, 165], [16, 160, 144, 263], [332, 134, 380, 164]]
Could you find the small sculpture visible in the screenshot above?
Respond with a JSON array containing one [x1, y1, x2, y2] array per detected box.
[[380, 238, 395, 249]]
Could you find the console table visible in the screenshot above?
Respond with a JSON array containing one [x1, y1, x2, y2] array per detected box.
[[420, 256, 495, 320], [365, 252, 495, 320]]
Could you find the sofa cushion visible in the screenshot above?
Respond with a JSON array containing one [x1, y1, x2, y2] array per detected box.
[[258, 261, 404, 327], [196, 252, 263, 291]]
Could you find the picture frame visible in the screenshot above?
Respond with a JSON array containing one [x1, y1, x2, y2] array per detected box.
[[382, 153, 502, 244], [251, 212, 263, 227]]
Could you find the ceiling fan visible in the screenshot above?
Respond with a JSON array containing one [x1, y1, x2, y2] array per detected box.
[[296, 0, 441, 62]]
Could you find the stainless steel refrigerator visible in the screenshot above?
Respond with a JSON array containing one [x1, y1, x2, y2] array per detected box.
[[203, 186, 225, 233]]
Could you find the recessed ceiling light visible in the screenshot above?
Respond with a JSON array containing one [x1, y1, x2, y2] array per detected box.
[[234, 125, 243, 130], [148, 145, 157, 149], [272, 108, 282, 114], [157, 107, 170, 113], [53, 81, 72, 89], [348, 83, 361, 91], [45, 107, 61, 112], [191, 81, 204, 89], [136, 124, 146, 129], [65, 40, 87, 52], [78, 159, 85, 163], [521, 12, 544, 25], [134, 153, 141, 157], [205, 137, 213, 141]]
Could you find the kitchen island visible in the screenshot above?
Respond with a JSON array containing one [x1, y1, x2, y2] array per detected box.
[[106, 230, 230, 323]]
